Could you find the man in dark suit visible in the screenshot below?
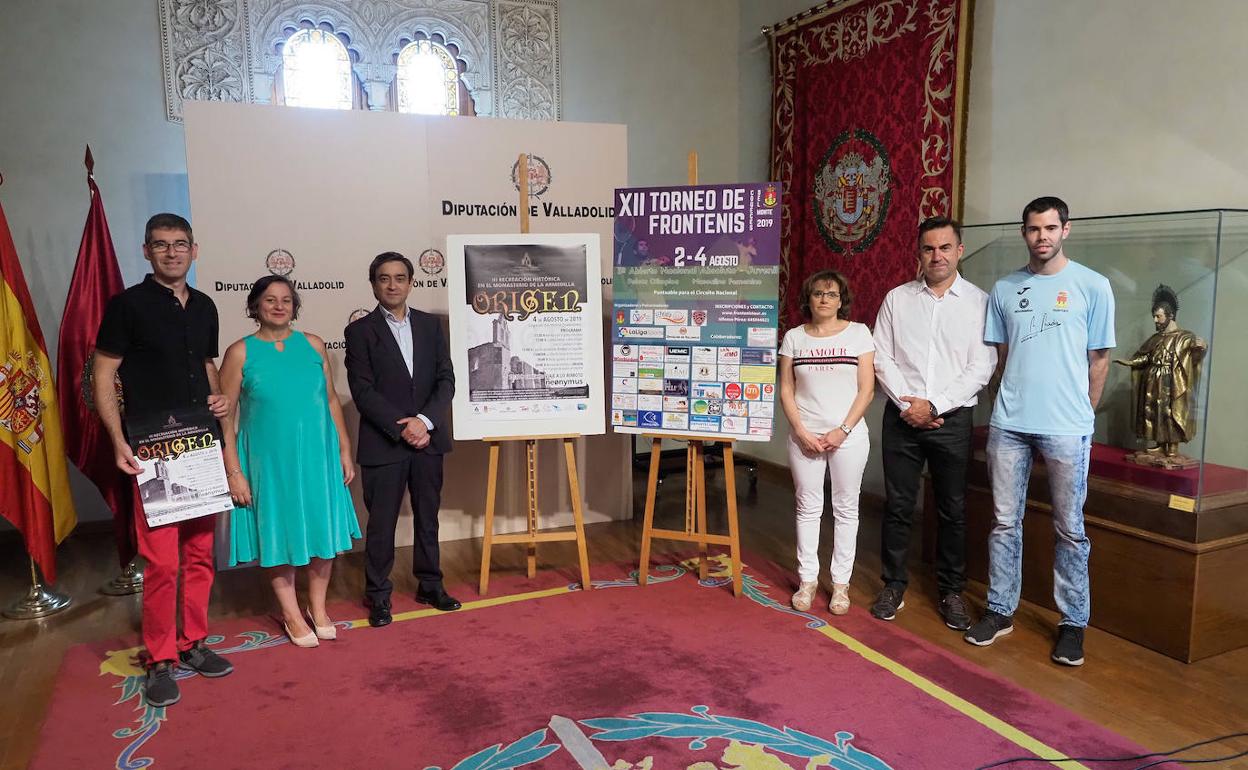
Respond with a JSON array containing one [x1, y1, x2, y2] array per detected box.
[[345, 251, 459, 627]]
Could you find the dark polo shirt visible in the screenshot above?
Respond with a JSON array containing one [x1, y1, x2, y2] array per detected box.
[[96, 274, 220, 419]]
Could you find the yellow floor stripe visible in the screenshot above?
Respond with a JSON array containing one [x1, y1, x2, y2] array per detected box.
[[344, 575, 1088, 768], [345, 585, 574, 629], [816, 624, 1089, 770]]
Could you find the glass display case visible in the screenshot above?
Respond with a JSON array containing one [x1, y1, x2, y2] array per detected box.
[[949, 210, 1248, 662]]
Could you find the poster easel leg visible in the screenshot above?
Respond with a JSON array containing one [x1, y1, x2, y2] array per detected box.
[[563, 438, 592, 591], [479, 441, 501, 596], [723, 445, 743, 597], [525, 439, 538, 578], [638, 438, 661, 585], [694, 443, 710, 581]]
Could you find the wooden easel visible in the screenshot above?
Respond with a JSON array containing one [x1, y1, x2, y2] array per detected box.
[[477, 153, 593, 596], [636, 151, 743, 597]]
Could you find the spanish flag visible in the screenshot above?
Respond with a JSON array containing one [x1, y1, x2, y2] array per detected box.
[[0, 194, 77, 583]]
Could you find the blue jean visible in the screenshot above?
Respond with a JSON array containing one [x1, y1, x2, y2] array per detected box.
[[986, 427, 1092, 627]]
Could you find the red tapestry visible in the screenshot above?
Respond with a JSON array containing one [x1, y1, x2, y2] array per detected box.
[[770, 0, 972, 329]]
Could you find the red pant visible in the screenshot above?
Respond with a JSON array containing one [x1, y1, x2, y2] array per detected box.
[[134, 513, 216, 663]]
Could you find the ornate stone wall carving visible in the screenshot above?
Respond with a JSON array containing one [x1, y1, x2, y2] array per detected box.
[[158, 0, 560, 122], [492, 0, 559, 120]]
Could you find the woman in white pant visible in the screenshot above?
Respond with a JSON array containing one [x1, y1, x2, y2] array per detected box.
[[778, 269, 875, 614]]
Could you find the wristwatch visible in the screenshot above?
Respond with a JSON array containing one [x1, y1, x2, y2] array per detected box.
[[929, 403, 939, 420], [838, 423, 852, 435]]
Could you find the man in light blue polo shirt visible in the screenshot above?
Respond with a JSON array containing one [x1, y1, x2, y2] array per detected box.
[[964, 196, 1115, 667]]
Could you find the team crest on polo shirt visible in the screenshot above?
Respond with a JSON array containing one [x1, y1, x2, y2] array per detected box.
[[0, 351, 47, 454], [813, 128, 892, 253], [1054, 290, 1069, 310], [265, 248, 296, 276]]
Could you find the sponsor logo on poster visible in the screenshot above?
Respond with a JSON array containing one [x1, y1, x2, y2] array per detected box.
[[692, 382, 723, 400], [612, 362, 638, 378], [706, 399, 724, 415], [741, 348, 777, 365], [744, 383, 761, 400], [619, 326, 665, 339], [725, 383, 743, 400], [762, 383, 775, 401], [662, 412, 689, 429], [723, 401, 749, 417], [638, 366, 664, 379], [721, 416, 747, 433], [763, 185, 778, 208], [613, 344, 637, 361], [717, 347, 741, 363], [638, 410, 662, 428], [692, 346, 717, 363], [622, 412, 638, 426], [691, 309, 708, 326], [692, 363, 715, 380], [655, 309, 689, 325], [265, 248, 296, 276], [612, 393, 637, 410], [690, 415, 720, 431], [663, 379, 690, 396], [638, 394, 663, 410], [741, 365, 776, 384], [629, 309, 654, 324], [638, 345, 665, 363], [664, 346, 691, 358], [663, 396, 689, 412], [749, 401, 774, 418], [612, 377, 638, 393], [638, 379, 663, 394], [511, 154, 553, 197], [611, 410, 623, 425], [664, 362, 690, 379], [665, 326, 702, 341], [718, 365, 741, 381], [747, 327, 778, 348], [418, 248, 445, 275]]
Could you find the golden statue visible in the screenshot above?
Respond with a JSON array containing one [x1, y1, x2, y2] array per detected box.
[[1114, 284, 1206, 469]]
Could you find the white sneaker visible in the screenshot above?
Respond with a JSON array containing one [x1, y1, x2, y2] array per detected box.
[[791, 581, 818, 612], [829, 583, 850, 615]]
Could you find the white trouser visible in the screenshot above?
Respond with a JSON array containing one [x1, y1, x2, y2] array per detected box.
[[788, 432, 870, 584]]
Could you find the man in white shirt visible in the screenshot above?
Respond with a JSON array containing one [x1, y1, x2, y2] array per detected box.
[[870, 217, 996, 630]]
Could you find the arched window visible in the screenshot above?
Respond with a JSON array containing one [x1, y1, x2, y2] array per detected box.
[[396, 40, 460, 116], [281, 28, 353, 110]]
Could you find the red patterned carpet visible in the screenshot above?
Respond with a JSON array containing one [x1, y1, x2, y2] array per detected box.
[[31, 555, 1142, 770]]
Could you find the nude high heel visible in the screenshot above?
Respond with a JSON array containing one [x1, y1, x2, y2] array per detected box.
[[283, 618, 319, 648], [306, 607, 337, 641]]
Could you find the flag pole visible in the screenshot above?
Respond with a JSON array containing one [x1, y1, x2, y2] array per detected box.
[[100, 558, 144, 595], [3, 556, 72, 620]]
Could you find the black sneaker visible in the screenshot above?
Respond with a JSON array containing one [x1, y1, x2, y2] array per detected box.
[[1051, 625, 1085, 666], [964, 610, 1014, 646], [179, 642, 234, 677], [939, 593, 972, 631], [869, 585, 905, 621], [144, 661, 180, 708]]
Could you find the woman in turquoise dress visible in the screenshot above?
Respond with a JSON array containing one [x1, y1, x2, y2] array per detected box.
[[219, 275, 361, 647]]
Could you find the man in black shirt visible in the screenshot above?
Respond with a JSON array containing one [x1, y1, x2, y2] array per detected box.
[[94, 213, 234, 708]]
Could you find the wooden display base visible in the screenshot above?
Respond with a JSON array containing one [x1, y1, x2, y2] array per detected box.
[[1124, 449, 1200, 470], [637, 434, 742, 596], [478, 435, 592, 596], [928, 448, 1248, 662]]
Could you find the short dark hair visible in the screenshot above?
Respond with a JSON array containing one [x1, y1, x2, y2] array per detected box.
[[799, 269, 852, 321], [369, 251, 414, 283], [1151, 284, 1179, 320], [1022, 196, 1069, 225], [145, 213, 193, 244], [246, 275, 301, 321], [918, 216, 962, 244]]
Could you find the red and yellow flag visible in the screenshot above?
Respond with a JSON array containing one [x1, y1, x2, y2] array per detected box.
[[0, 194, 77, 582]]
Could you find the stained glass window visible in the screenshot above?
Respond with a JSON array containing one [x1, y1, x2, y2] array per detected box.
[[282, 29, 353, 110], [396, 40, 459, 116]]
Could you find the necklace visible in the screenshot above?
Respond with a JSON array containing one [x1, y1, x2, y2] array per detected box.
[[255, 327, 293, 350]]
